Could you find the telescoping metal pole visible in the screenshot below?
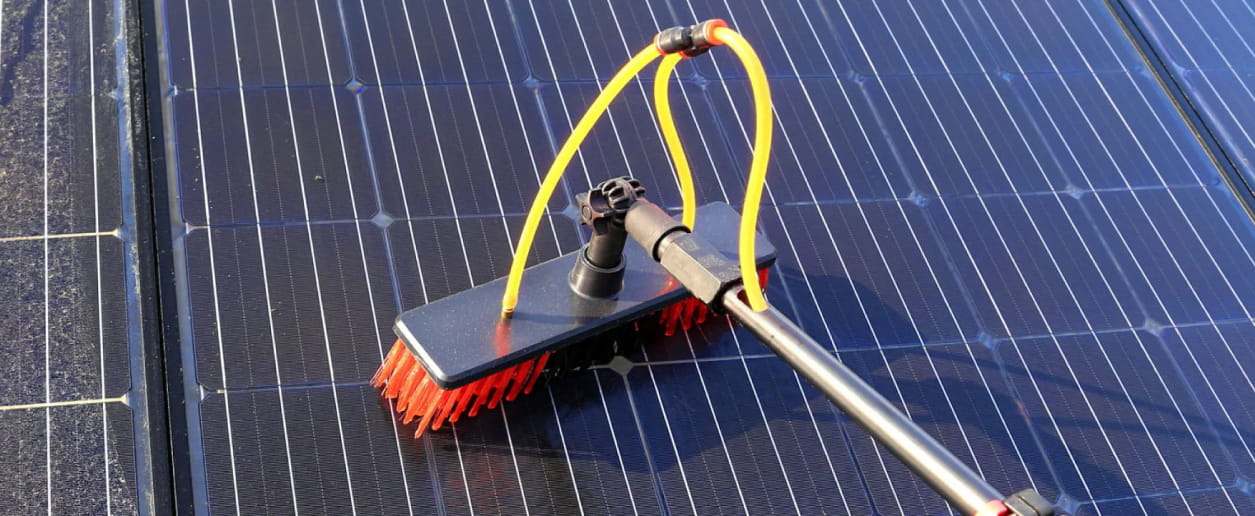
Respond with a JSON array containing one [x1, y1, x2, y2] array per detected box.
[[621, 192, 1052, 515], [722, 287, 1052, 516]]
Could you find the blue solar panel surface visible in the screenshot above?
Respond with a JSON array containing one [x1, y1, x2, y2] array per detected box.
[[0, 0, 162, 513], [4, 0, 1243, 514], [1121, 0, 1255, 193]]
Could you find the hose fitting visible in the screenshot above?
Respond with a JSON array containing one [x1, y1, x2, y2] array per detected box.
[[655, 19, 728, 58]]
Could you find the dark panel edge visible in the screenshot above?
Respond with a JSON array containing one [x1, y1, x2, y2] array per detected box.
[[1104, 0, 1255, 222], [132, 0, 191, 512]]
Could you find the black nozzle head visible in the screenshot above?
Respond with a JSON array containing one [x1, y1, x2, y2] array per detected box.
[[578, 176, 644, 234], [655, 19, 728, 58]]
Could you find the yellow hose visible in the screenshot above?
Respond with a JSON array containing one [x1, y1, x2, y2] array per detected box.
[[501, 45, 661, 317], [653, 53, 697, 230], [502, 26, 772, 317], [712, 26, 772, 312]]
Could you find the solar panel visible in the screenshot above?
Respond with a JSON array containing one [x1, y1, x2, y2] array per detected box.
[[0, 0, 163, 513], [93, 0, 1255, 514], [1119, 0, 1255, 198]]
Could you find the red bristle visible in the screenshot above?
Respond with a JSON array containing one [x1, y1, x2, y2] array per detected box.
[[695, 303, 708, 324], [505, 360, 536, 401], [401, 377, 433, 424], [430, 388, 462, 431], [486, 369, 514, 410], [372, 340, 407, 387], [448, 384, 479, 423], [415, 390, 450, 438], [523, 353, 552, 395], [663, 304, 681, 336], [409, 378, 445, 425], [680, 298, 697, 330], [384, 353, 415, 399], [446, 386, 474, 426], [467, 377, 493, 418], [394, 365, 423, 412]]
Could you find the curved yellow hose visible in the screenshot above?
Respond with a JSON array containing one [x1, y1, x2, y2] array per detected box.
[[712, 26, 772, 312], [653, 53, 697, 230], [503, 27, 772, 317], [501, 45, 661, 317]]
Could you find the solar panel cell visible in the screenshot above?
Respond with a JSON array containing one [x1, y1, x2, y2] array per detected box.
[[0, 0, 118, 98], [0, 96, 121, 237], [500, 370, 664, 515], [388, 214, 582, 310], [628, 358, 815, 514], [837, 343, 1054, 514], [167, 0, 352, 89], [0, 237, 129, 403], [1164, 323, 1255, 480], [974, 0, 1141, 75], [187, 223, 394, 389], [1087, 188, 1255, 325], [1086, 488, 1255, 515], [343, 0, 524, 85], [1005, 330, 1237, 506], [0, 404, 138, 514], [1096, 0, 1255, 194], [1123, 0, 1255, 73], [49, 403, 139, 514], [516, 0, 697, 82], [539, 82, 730, 211], [173, 88, 376, 226], [705, 79, 911, 204], [364, 85, 561, 218], [766, 202, 979, 351]]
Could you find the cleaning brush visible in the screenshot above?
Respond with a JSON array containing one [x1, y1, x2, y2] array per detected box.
[[372, 20, 1056, 516], [373, 19, 756, 437], [371, 192, 777, 436]]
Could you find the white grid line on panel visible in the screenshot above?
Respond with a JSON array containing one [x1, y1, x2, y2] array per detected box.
[[222, 0, 302, 511], [937, 0, 1238, 508], [89, 0, 112, 511], [351, 0, 475, 510], [904, 0, 1234, 510], [1003, 0, 1255, 478], [308, 0, 418, 511], [42, 0, 52, 512], [835, 0, 1119, 507], [783, 0, 1039, 497], [180, 0, 244, 511], [268, 1, 358, 512]]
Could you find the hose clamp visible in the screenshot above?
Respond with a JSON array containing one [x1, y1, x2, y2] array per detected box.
[[655, 19, 728, 58]]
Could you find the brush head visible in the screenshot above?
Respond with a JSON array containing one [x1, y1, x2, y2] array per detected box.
[[375, 201, 775, 437], [393, 201, 775, 389]]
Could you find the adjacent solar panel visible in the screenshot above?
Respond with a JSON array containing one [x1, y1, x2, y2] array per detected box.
[[1120, 0, 1255, 193], [152, 0, 1255, 514], [0, 0, 158, 513]]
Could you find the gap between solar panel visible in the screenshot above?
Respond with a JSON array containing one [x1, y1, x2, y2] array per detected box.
[[370, 20, 1054, 516]]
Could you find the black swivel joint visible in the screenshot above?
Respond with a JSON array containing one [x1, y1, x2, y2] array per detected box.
[[655, 19, 727, 58], [569, 177, 645, 298]]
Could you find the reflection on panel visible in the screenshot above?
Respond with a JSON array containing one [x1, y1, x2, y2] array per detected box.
[[1124, 0, 1255, 189]]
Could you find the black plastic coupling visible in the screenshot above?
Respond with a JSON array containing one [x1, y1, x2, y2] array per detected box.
[[626, 199, 743, 311], [569, 177, 644, 299], [655, 19, 728, 58]]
